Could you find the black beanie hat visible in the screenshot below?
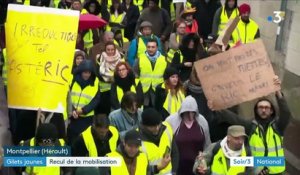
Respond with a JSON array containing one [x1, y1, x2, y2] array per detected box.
[[142, 108, 162, 126], [124, 130, 142, 145], [36, 123, 58, 142], [163, 67, 179, 80]]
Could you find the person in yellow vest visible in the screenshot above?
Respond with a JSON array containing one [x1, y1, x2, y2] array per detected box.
[[135, 0, 172, 43], [167, 20, 186, 63], [107, 0, 126, 34], [138, 108, 179, 175], [102, 130, 150, 175], [67, 59, 101, 144], [193, 125, 253, 175], [155, 67, 185, 120], [110, 62, 143, 109], [127, 21, 163, 67], [95, 41, 124, 115], [72, 49, 86, 74], [109, 92, 142, 139], [84, 0, 110, 21], [230, 3, 260, 47], [133, 39, 167, 107], [72, 114, 120, 157], [212, 0, 239, 36], [19, 123, 66, 175], [206, 76, 291, 175]]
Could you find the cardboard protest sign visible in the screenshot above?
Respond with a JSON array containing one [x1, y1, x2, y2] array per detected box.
[[5, 5, 79, 113], [215, 16, 240, 46], [194, 39, 280, 110]]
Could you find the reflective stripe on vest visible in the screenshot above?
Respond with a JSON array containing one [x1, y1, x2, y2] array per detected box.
[[107, 151, 148, 175], [83, 29, 94, 51], [231, 18, 259, 45], [140, 122, 173, 175], [218, 6, 239, 35], [139, 54, 167, 93], [2, 48, 7, 85], [161, 83, 185, 115], [167, 35, 179, 63], [116, 79, 139, 103], [211, 147, 246, 175], [25, 138, 64, 175], [71, 79, 99, 117], [249, 122, 285, 174], [82, 126, 119, 157], [99, 80, 111, 92]]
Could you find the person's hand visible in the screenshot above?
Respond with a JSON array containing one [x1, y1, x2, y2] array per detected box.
[[258, 167, 269, 175], [273, 75, 282, 98], [184, 62, 193, 67], [207, 100, 215, 111], [197, 166, 207, 175], [157, 154, 171, 171], [76, 108, 83, 115], [72, 111, 78, 119]]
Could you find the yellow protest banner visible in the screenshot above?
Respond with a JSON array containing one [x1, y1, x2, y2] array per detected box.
[[5, 5, 79, 113]]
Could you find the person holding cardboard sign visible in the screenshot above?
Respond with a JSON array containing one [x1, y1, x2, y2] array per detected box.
[[207, 76, 292, 175]]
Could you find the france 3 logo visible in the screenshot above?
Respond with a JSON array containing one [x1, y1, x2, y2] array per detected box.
[[267, 11, 285, 24]]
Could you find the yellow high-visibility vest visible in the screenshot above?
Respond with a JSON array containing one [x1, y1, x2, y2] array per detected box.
[[23, 138, 65, 175], [83, 30, 94, 51], [133, 0, 144, 11], [167, 35, 179, 63], [231, 18, 259, 46], [107, 151, 148, 175], [24, 0, 30, 5], [116, 79, 139, 103], [1, 48, 7, 86], [140, 122, 173, 175], [71, 79, 99, 117], [211, 147, 246, 175], [107, 12, 126, 35], [82, 126, 119, 157], [218, 6, 239, 35], [99, 80, 112, 92], [249, 121, 285, 174], [139, 54, 167, 93], [136, 37, 147, 59], [161, 83, 185, 115]]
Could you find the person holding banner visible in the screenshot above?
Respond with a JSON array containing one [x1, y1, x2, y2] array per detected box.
[[207, 76, 292, 175], [68, 59, 101, 144]]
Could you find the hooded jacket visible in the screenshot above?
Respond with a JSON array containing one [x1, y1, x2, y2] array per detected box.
[[165, 95, 211, 149], [71, 59, 101, 115]]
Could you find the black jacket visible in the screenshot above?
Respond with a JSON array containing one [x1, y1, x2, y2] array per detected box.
[[155, 83, 170, 120], [122, 3, 140, 41], [139, 124, 179, 174], [192, 0, 221, 39]]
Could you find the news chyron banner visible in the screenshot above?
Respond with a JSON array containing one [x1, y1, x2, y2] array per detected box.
[[3, 147, 121, 167], [5, 4, 79, 113]]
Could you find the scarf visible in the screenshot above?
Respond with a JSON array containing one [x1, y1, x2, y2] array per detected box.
[[220, 136, 243, 158], [74, 74, 93, 89], [114, 71, 135, 92], [145, 50, 160, 63], [98, 50, 122, 82]]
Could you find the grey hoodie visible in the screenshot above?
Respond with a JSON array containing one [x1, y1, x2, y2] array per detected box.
[[166, 95, 211, 149]]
